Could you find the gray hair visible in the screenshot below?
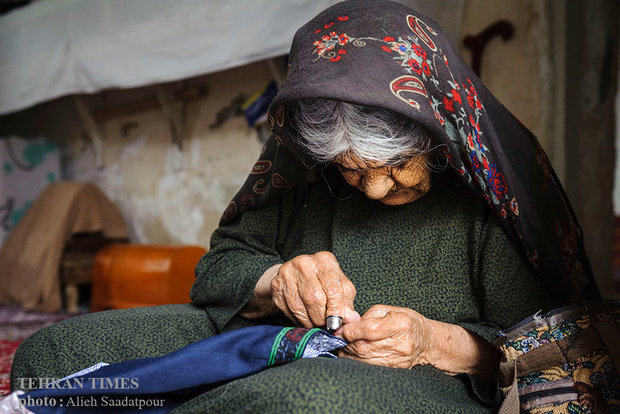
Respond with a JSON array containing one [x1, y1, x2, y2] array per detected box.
[[289, 99, 434, 165]]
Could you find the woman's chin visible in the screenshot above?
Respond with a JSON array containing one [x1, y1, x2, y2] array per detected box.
[[378, 190, 426, 205]]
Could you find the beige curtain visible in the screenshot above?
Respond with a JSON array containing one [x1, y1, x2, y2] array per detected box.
[[0, 182, 126, 312]]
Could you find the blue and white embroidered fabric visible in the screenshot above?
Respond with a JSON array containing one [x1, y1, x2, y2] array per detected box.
[[10, 326, 347, 413], [268, 327, 346, 367]]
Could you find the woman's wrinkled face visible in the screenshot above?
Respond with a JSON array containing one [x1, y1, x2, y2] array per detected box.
[[335, 153, 431, 205]]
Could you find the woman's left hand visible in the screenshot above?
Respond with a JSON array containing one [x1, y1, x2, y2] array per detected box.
[[336, 304, 432, 369]]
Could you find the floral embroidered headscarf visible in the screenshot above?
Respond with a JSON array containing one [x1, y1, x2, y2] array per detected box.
[[221, 0, 600, 305]]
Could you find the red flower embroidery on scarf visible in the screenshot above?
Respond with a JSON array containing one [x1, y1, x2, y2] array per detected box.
[[451, 89, 461, 105], [382, 46, 393, 52], [467, 94, 476, 109], [466, 133, 475, 150], [421, 61, 431, 75], [442, 96, 454, 112], [469, 152, 481, 172], [313, 31, 353, 61], [469, 114, 480, 133], [392, 42, 409, 54], [337, 15, 349, 21], [383, 36, 395, 42], [499, 207, 507, 219], [473, 128, 484, 152], [407, 59, 423, 74], [465, 80, 483, 109], [412, 44, 427, 59], [510, 197, 519, 216], [488, 164, 507, 198]]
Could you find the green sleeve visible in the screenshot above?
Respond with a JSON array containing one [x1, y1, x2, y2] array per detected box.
[[457, 211, 556, 405], [190, 194, 294, 331], [472, 211, 556, 340]]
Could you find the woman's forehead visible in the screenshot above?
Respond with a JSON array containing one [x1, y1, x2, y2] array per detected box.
[[334, 153, 387, 170], [335, 152, 430, 171]]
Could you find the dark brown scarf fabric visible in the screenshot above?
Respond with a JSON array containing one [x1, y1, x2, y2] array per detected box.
[[220, 0, 600, 305]]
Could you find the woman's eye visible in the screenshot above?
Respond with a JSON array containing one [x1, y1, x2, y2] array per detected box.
[[337, 166, 361, 178]]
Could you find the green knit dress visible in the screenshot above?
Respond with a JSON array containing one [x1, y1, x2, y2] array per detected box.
[[11, 171, 555, 413]]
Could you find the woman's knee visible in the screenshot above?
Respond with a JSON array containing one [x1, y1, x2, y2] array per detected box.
[[11, 304, 216, 391]]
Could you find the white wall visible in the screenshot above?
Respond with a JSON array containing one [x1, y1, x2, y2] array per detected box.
[[60, 61, 274, 247]]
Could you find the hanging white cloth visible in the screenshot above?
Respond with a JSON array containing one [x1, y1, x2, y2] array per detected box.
[[0, 0, 463, 116]]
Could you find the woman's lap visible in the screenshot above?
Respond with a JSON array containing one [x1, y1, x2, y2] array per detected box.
[[11, 306, 497, 412], [11, 303, 216, 391], [173, 357, 497, 414]]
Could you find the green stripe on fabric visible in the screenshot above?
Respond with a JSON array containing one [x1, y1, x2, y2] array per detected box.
[[268, 327, 293, 367], [294, 328, 321, 360]]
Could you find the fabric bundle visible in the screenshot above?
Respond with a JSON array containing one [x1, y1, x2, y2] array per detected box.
[[2, 325, 345, 413]]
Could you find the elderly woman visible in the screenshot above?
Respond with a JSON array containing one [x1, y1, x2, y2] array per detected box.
[[11, 0, 599, 412]]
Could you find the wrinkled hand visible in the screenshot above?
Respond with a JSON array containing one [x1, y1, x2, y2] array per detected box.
[[337, 304, 433, 369], [271, 251, 360, 328]]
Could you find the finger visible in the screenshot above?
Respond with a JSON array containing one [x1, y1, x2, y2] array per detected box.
[[343, 339, 374, 358], [297, 274, 327, 327], [321, 277, 345, 319], [337, 349, 368, 363], [338, 348, 410, 369], [314, 253, 353, 321], [341, 280, 360, 323], [345, 311, 361, 324], [363, 304, 394, 319], [285, 279, 314, 328], [337, 345, 387, 365], [338, 316, 389, 342], [271, 278, 298, 325]]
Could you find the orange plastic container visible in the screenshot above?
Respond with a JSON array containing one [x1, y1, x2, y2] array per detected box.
[[90, 244, 207, 312]]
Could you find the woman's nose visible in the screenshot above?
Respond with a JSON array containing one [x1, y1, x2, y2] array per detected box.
[[362, 172, 393, 199]]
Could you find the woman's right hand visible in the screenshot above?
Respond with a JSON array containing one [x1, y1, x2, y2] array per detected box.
[[271, 251, 360, 328]]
